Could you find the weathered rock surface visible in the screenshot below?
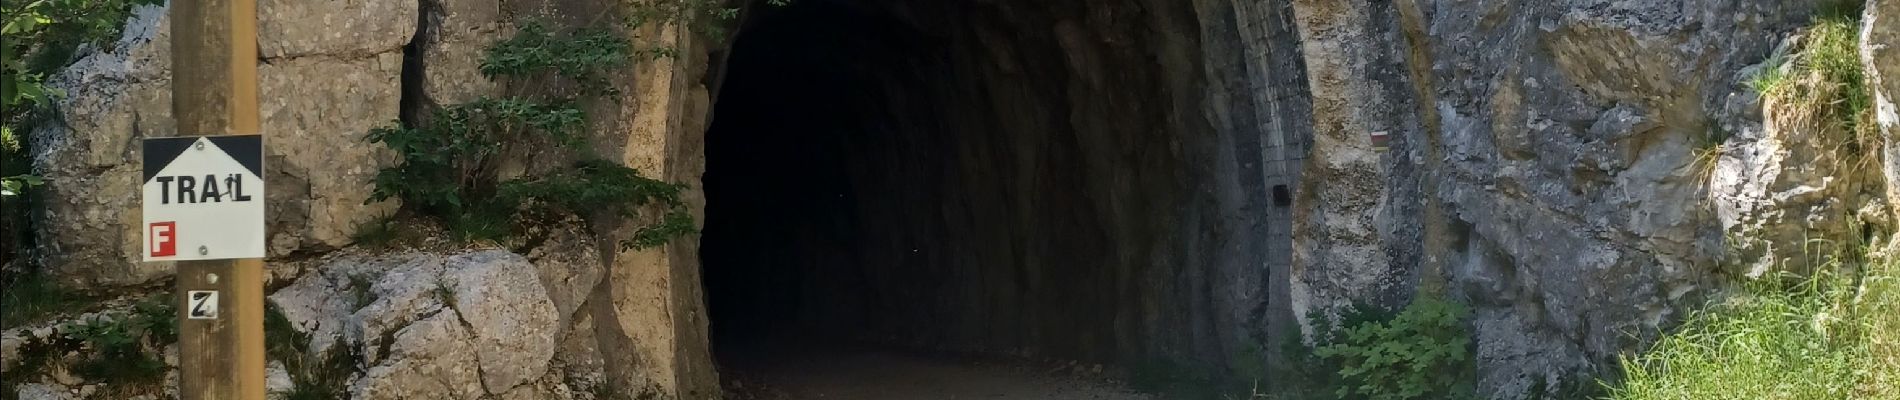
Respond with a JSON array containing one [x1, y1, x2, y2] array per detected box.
[[259, 53, 406, 250], [525, 215, 605, 323], [416, 0, 510, 106], [31, 2, 409, 289], [1873, 0, 1900, 228], [30, 5, 177, 288], [350, 309, 486, 399], [443, 251, 562, 393], [257, 0, 418, 59], [271, 249, 576, 399], [1286, 0, 1820, 397], [23, 1, 1896, 399], [13, 383, 70, 400], [1713, 36, 1884, 279]]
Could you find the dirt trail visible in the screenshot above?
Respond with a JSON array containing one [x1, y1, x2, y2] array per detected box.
[[720, 344, 1155, 400]]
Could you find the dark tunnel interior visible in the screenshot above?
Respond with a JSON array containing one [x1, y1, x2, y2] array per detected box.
[[699, 1, 911, 351], [698, 0, 1277, 385]]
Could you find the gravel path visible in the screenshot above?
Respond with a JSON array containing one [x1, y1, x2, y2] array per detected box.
[[720, 344, 1155, 400]]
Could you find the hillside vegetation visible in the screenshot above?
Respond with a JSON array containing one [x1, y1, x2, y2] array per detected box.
[[1608, 5, 1895, 398]]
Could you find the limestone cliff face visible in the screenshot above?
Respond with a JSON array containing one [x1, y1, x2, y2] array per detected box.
[[24, 0, 722, 398], [31, 3, 408, 288], [17, 0, 1892, 399], [1285, 0, 1856, 397], [1875, 0, 1900, 219]]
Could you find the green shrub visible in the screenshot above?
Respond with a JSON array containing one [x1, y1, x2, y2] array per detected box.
[[480, 22, 638, 91], [366, 20, 695, 247], [1310, 298, 1475, 400], [365, 97, 591, 218]]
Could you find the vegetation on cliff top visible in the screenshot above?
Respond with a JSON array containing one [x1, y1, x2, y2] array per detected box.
[[1749, 1, 1877, 173], [1611, 5, 1895, 398]]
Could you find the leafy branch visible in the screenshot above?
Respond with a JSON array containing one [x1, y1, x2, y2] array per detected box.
[[367, 9, 710, 248]]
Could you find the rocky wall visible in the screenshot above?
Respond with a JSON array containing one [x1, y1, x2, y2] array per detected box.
[[23, 0, 723, 398], [31, 2, 409, 289], [1284, 0, 1828, 397], [1875, 1, 1900, 217], [19, 0, 1890, 399]]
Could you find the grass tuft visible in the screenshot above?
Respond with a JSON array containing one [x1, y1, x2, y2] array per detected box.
[[1748, 4, 1876, 176], [1605, 231, 1898, 400]]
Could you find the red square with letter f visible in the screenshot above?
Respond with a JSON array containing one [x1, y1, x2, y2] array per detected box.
[[149, 222, 176, 257]]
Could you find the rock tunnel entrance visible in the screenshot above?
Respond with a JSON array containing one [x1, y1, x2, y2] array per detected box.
[[698, 0, 1307, 396]]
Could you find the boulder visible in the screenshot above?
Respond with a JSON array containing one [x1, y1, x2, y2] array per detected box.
[[350, 309, 486, 399], [269, 243, 592, 399], [441, 251, 562, 393]]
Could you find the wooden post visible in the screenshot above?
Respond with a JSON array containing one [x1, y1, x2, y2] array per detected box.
[[170, 0, 265, 397]]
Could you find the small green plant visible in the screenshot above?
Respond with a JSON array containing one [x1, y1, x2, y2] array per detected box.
[[1684, 120, 1731, 192], [1310, 298, 1475, 400], [1747, 2, 1875, 175], [365, 97, 591, 219], [481, 22, 639, 92], [265, 303, 362, 400], [1253, 306, 1401, 400], [367, 16, 696, 248], [433, 283, 458, 310], [10, 294, 182, 398]]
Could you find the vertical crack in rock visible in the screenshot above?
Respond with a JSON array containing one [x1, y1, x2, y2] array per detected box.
[[398, 0, 438, 126]]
